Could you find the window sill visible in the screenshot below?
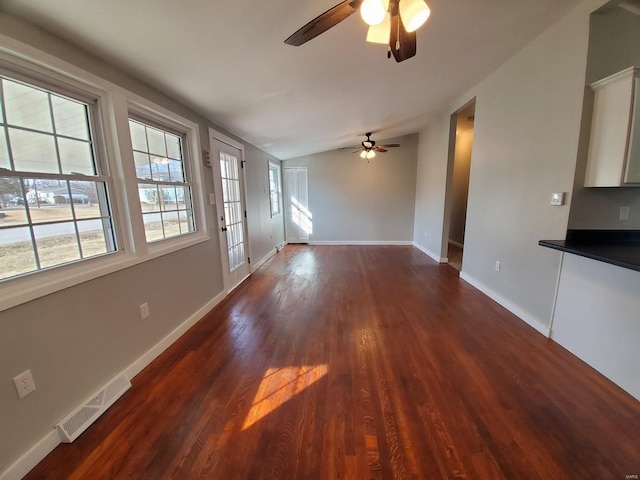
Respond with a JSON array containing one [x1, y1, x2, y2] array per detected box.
[[0, 230, 210, 312]]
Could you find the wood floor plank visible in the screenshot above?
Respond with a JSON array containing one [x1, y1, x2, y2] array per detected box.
[[24, 245, 640, 480]]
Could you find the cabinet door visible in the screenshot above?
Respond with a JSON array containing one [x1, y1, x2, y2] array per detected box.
[[584, 73, 634, 187], [624, 78, 640, 184]]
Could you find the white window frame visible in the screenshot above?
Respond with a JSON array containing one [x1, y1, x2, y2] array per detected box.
[[268, 161, 282, 217], [0, 35, 209, 312], [124, 101, 208, 256]]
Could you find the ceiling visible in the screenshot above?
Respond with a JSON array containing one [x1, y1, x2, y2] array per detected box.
[[0, 0, 582, 159]]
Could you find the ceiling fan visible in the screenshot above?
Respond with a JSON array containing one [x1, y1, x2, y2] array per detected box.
[[284, 0, 431, 63], [342, 132, 400, 159]]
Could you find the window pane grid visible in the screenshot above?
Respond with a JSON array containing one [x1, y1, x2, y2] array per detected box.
[[220, 151, 245, 271], [0, 77, 98, 176], [129, 118, 195, 243], [268, 164, 281, 216], [0, 75, 116, 282]]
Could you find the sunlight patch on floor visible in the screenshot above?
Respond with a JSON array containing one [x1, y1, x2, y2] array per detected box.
[[242, 364, 328, 430]]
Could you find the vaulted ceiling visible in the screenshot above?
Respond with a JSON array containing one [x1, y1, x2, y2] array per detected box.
[[1, 0, 582, 159]]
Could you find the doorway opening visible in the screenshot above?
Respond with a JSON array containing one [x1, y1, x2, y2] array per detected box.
[[444, 100, 475, 272]]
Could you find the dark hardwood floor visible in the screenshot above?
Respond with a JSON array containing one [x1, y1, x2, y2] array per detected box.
[[25, 245, 639, 479]]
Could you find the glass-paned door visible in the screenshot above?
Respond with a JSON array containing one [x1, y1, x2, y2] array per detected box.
[[211, 135, 250, 293], [220, 151, 245, 271]]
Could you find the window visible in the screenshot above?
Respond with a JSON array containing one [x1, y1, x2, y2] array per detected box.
[[268, 162, 281, 217], [0, 42, 208, 311], [128, 117, 195, 243], [0, 74, 116, 281]]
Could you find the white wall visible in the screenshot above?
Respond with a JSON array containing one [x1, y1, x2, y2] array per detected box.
[[551, 253, 640, 400], [283, 134, 418, 244], [413, 0, 607, 331], [0, 13, 283, 475]]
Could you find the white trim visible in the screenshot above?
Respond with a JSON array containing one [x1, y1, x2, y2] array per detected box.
[[126, 99, 210, 258], [209, 130, 252, 293], [448, 240, 464, 249], [268, 161, 282, 218], [547, 251, 564, 338], [226, 272, 251, 295], [124, 290, 226, 379], [412, 242, 448, 263], [459, 272, 551, 337], [0, 35, 212, 312], [1, 288, 227, 480], [309, 241, 414, 246], [0, 430, 60, 480], [207, 127, 243, 151], [251, 248, 277, 272]]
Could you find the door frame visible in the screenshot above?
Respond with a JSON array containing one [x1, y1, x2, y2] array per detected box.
[[442, 97, 476, 268], [208, 127, 252, 293]]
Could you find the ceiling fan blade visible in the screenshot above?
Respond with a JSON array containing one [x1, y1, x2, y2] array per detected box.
[[377, 144, 400, 148], [374, 147, 388, 153], [389, 9, 417, 63], [351, 149, 364, 154], [285, 0, 363, 47]]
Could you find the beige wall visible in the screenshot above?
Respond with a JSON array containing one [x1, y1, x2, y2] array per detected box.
[[413, 0, 607, 329], [0, 13, 283, 473], [283, 134, 418, 243]]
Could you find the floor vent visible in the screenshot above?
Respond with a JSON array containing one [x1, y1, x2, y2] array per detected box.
[[55, 374, 131, 443]]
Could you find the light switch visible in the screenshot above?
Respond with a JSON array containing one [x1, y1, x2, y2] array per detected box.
[[550, 192, 566, 206], [209, 194, 216, 205]]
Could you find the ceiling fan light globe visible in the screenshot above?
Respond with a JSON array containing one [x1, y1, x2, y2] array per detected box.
[[360, 150, 368, 159], [367, 150, 376, 159], [400, 0, 431, 32], [366, 13, 391, 44], [361, 0, 387, 26]]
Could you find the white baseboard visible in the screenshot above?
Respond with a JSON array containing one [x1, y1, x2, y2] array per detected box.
[[251, 248, 277, 272], [309, 241, 413, 246], [0, 430, 60, 480], [459, 272, 551, 337], [448, 240, 464, 249], [412, 242, 447, 263], [1, 289, 227, 480], [124, 290, 226, 379]]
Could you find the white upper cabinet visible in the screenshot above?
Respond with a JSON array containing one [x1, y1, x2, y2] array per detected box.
[[585, 67, 640, 187]]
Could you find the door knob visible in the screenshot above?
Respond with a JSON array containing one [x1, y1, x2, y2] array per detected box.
[[222, 227, 228, 232]]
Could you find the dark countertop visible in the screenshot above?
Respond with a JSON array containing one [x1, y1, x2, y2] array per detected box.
[[539, 230, 640, 273]]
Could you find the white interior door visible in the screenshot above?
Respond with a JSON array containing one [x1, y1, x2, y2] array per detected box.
[[284, 167, 310, 243], [211, 138, 251, 292]]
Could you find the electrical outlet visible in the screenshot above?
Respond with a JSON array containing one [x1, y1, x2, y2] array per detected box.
[[139, 302, 150, 320], [13, 370, 36, 399], [619, 206, 630, 221], [495, 261, 501, 272]]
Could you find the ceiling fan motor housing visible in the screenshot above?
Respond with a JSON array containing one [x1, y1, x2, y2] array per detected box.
[[362, 133, 375, 150]]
